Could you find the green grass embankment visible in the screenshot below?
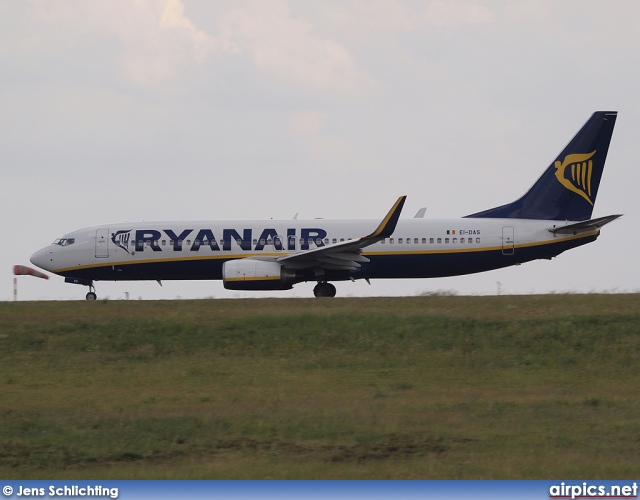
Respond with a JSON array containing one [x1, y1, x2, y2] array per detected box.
[[1, 295, 640, 479]]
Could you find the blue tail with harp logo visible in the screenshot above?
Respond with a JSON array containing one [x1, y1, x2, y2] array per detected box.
[[465, 111, 617, 221]]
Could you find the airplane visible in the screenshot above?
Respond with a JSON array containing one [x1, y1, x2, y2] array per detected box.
[[30, 111, 621, 300]]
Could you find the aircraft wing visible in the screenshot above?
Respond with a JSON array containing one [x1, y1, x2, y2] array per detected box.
[[276, 196, 406, 271], [548, 214, 623, 234]]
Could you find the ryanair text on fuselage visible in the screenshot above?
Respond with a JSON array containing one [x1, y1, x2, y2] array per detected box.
[[114, 227, 330, 253]]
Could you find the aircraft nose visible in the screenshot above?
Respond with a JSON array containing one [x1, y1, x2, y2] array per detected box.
[[30, 247, 51, 271]]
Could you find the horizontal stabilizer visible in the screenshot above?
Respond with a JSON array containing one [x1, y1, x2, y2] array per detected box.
[[549, 214, 622, 234]]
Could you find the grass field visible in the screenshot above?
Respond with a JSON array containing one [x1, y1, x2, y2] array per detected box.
[[1, 294, 640, 479]]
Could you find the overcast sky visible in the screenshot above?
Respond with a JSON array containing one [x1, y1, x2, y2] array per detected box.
[[2, 0, 638, 301]]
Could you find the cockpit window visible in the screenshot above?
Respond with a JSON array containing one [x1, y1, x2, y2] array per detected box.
[[53, 238, 75, 246]]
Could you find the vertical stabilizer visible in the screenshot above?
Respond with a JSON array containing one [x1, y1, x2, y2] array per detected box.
[[465, 111, 617, 221]]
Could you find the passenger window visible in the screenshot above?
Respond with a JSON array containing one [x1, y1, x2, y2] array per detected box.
[[429, 238, 434, 244], [260, 239, 265, 245], [445, 238, 449, 244], [380, 239, 385, 244], [460, 238, 465, 244], [253, 239, 258, 245], [390, 238, 394, 244], [340, 238, 345, 242], [398, 238, 403, 244], [162, 240, 166, 246], [476, 238, 481, 244], [437, 238, 442, 244], [453, 238, 457, 244]]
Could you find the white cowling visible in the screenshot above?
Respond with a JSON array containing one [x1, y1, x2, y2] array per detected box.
[[222, 259, 295, 291]]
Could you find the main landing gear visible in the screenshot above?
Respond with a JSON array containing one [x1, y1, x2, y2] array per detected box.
[[313, 282, 336, 298]]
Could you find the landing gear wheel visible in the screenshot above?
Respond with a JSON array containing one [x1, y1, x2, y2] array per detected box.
[[85, 282, 97, 300], [313, 282, 336, 298]]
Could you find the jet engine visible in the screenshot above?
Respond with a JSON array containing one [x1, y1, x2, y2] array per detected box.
[[222, 259, 296, 291]]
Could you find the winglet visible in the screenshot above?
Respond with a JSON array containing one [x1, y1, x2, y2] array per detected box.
[[276, 195, 407, 268], [367, 196, 406, 239]]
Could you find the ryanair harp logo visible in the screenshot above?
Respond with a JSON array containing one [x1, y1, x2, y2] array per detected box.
[[554, 150, 597, 205], [111, 230, 132, 254]]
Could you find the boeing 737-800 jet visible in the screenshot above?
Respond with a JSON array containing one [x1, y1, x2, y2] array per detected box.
[[30, 111, 621, 299]]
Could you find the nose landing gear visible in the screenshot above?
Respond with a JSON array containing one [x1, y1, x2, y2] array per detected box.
[[64, 277, 98, 300], [86, 285, 97, 300]]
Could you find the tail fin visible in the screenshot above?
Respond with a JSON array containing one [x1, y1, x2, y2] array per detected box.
[[465, 111, 617, 221]]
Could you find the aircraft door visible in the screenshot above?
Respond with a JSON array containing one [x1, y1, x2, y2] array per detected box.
[[95, 229, 109, 258], [502, 226, 514, 255]]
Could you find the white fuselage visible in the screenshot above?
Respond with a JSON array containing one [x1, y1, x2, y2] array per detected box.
[[30, 217, 598, 283]]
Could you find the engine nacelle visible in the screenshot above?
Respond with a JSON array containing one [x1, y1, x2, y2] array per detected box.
[[222, 259, 296, 291]]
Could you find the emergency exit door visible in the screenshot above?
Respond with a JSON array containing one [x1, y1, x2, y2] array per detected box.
[[502, 226, 514, 255]]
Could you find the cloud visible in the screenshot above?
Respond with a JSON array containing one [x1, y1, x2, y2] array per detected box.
[[115, 0, 216, 86], [23, 0, 375, 95], [422, 0, 494, 28], [160, 0, 215, 63], [28, 0, 215, 86], [317, 0, 494, 33], [214, 1, 376, 97], [291, 110, 326, 137]]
